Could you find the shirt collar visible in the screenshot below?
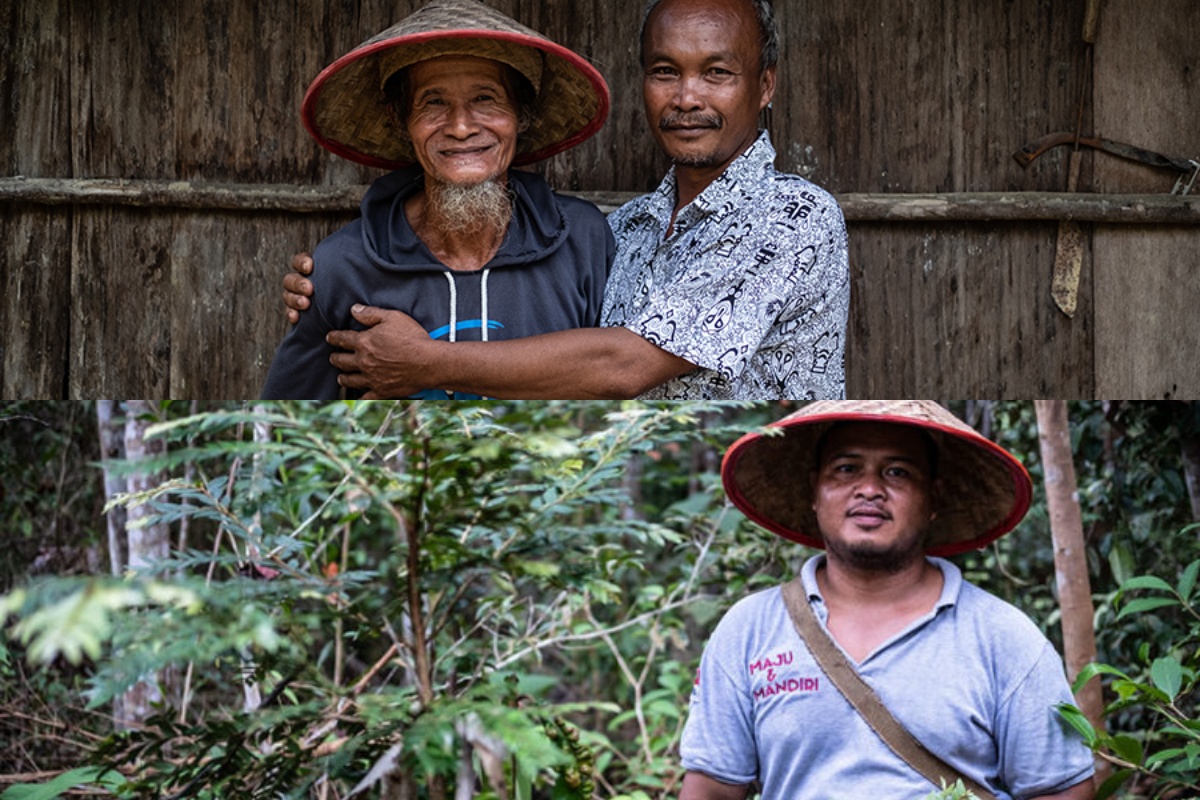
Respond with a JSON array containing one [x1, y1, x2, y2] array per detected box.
[[642, 129, 777, 229], [800, 554, 963, 613]]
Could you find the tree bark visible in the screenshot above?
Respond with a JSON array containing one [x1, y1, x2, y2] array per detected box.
[[242, 404, 270, 714], [1034, 400, 1107, 780], [123, 400, 170, 570], [96, 400, 126, 576], [116, 400, 171, 728]]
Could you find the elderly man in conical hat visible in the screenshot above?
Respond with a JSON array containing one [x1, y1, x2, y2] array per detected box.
[[680, 401, 1096, 799], [262, 0, 612, 398]]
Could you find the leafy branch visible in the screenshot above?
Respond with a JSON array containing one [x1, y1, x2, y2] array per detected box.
[[1057, 553, 1200, 799]]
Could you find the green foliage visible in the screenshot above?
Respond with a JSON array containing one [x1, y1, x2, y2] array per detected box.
[[0, 766, 126, 800], [920, 779, 981, 800], [1, 401, 759, 798], [2, 580, 207, 668], [0, 403, 104, 593], [1058, 550, 1200, 799], [959, 403, 1200, 648]]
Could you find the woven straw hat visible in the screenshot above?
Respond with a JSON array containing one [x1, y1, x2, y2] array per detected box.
[[721, 401, 1033, 557], [302, 0, 610, 169]]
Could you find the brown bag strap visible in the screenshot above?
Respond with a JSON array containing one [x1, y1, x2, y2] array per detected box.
[[781, 578, 997, 800]]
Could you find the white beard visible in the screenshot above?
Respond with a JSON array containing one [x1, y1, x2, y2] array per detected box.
[[426, 177, 512, 237]]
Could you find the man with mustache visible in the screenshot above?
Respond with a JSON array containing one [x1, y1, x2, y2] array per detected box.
[[284, 0, 849, 399], [686, 400, 1096, 799]]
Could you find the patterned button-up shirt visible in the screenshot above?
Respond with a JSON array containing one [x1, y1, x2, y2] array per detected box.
[[601, 131, 849, 399]]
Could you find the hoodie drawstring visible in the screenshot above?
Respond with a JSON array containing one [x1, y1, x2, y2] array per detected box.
[[436, 269, 493, 400], [441, 269, 492, 342], [480, 268, 491, 342], [442, 272, 458, 342]]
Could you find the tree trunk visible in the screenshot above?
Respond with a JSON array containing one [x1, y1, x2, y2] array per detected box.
[[116, 399, 171, 728], [1180, 429, 1200, 524], [1034, 400, 1107, 781], [96, 400, 127, 577], [242, 404, 271, 713], [123, 400, 170, 570]]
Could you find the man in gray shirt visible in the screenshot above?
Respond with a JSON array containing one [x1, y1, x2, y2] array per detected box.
[[282, 0, 849, 400], [690, 400, 1096, 799]]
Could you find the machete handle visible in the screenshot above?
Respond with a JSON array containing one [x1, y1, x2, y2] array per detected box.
[[1014, 132, 1086, 167], [1015, 132, 1194, 172]]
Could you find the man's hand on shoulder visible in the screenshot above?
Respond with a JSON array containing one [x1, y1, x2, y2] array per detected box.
[[327, 305, 431, 399], [283, 252, 314, 324]]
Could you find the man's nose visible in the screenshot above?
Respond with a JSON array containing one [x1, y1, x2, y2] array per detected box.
[[854, 474, 885, 499], [670, 76, 705, 110], [443, 104, 479, 137]]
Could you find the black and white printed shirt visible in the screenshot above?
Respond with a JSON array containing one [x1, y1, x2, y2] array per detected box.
[[601, 131, 849, 400]]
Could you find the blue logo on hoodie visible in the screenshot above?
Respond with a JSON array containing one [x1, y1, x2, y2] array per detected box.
[[410, 320, 505, 399], [428, 320, 505, 340]]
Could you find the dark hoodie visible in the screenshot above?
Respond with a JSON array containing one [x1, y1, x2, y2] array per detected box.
[[261, 167, 615, 399]]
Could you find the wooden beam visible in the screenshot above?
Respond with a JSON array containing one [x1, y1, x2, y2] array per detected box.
[[1, 177, 1198, 223], [0, 177, 365, 213], [836, 191, 1200, 223]]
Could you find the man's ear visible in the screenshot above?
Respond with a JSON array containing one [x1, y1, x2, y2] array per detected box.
[[759, 65, 777, 111], [929, 477, 944, 521]]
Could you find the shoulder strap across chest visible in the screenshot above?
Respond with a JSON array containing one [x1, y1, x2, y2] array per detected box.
[[780, 577, 997, 800]]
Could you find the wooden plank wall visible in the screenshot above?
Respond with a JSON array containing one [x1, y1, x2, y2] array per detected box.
[[783, 1, 1095, 397], [1, 0, 1196, 399], [2, 1, 72, 398], [1092, 0, 1200, 398]]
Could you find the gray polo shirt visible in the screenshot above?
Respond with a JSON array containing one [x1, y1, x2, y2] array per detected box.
[[680, 556, 1095, 799]]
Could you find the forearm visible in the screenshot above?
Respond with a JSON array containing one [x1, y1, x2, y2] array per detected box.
[[417, 326, 690, 399], [1029, 777, 1095, 800], [678, 772, 750, 800]]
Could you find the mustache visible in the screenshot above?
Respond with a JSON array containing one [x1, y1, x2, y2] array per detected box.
[[659, 113, 723, 131], [848, 503, 890, 518]]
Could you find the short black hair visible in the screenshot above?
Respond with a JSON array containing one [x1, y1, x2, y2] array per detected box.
[[639, 0, 779, 74], [382, 62, 537, 131]]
